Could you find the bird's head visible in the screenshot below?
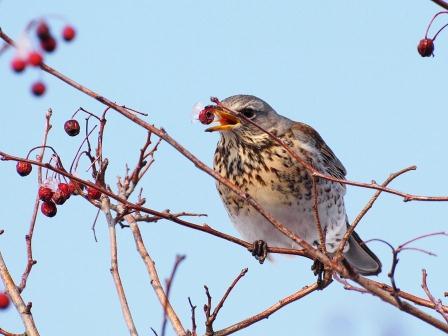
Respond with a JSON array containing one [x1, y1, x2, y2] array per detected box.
[[205, 95, 291, 139]]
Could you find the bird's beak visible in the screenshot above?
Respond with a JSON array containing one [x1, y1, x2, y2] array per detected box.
[[205, 107, 240, 132]]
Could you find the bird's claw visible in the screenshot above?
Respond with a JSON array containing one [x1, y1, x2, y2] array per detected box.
[[311, 259, 332, 289], [249, 240, 268, 264]]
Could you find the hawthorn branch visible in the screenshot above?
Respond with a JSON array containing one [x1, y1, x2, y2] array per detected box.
[[336, 165, 416, 259], [0, 252, 40, 336], [204, 268, 248, 335], [432, 0, 448, 10], [0, 329, 24, 336], [18, 109, 52, 293], [102, 197, 139, 336], [421, 269, 448, 323], [1, 26, 448, 333], [125, 214, 186, 336], [161, 255, 186, 336], [0, 150, 309, 260], [213, 282, 319, 336]]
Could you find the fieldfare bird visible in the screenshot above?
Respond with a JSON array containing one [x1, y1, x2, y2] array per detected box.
[[206, 94, 381, 276]]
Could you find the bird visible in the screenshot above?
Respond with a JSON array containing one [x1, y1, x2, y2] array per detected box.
[[205, 94, 381, 276]]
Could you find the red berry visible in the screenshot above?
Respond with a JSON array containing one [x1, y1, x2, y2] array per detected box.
[[38, 186, 54, 202], [0, 292, 10, 310], [87, 186, 102, 200], [52, 190, 67, 205], [58, 183, 71, 199], [16, 161, 32, 176], [62, 25, 76, 42], [64, 119, 80, 136], [28, 51, 43, 66], [40, 37, 57, 53], [417, 38, 434, 57], [11, 57, 27, 73], [36, 21, 51, 40], [31, 81, 46, 97], [198, 106, 215, 125], [41, 201, 57, 217], [68, 180, 83, 195]]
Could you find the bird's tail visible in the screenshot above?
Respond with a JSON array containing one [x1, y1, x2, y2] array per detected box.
[[343, 230, 382, 276]]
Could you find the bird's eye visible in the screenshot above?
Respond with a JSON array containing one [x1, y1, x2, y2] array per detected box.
[[240, 108, 256, 119]]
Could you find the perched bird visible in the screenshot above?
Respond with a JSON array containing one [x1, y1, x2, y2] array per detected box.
[[206, 94, 381, 276]]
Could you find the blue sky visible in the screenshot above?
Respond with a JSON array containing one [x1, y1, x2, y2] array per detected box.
[[1, 1, 448, 335]]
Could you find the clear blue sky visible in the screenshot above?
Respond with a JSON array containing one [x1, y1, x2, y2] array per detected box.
[[1, 1, 448, 335]]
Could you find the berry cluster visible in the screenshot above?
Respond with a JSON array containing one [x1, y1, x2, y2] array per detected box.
[[9, 18, 76, 97], [418, 11, 448, 58], [15, 115, 102, 218], [0, 292, 10, 310]]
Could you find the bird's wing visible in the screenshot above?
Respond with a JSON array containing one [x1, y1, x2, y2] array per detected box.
[[291, 122, 347, 180]]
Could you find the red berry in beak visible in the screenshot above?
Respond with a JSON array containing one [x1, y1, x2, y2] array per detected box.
[[40, 37, 57, 53], [41, 201, 57, 217], [64, 119, 80, 136], [0, 292, 10, 310], [11, 57, 27, 73], [31, 81, 46, 97], [36, 21, 51, 41], [198, 106, 215, 125], [38, 186, 54, 202], [417, 38, 434, 57], [87, 186, 102, 200], [28, 51, 43, 66], [62, 25, 76, 42], [16, 161, 32, 176]]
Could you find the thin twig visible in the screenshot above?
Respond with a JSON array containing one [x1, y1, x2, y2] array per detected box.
[[188, 298, 197, 336], [18, 109, 52, 293], [336, 165, 416, 258], [205, 268, 248, 334], [421, 269, 448, 323], [161, 255, 186, 336], [214, 282, 319, 336]]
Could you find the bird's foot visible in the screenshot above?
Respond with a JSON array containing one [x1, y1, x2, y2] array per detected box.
[[248, 240, 268, 264], [311, 259, 332, 290]]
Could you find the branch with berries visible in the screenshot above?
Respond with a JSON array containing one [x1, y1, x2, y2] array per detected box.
[[2, 3, 448, 335]]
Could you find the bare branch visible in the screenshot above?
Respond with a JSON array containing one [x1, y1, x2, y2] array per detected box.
[[161, 255, 186, 336], [102, 198, 139, 336], [421, 269, 448, 323], [214, 282, 319, 336], [204, 268, 248, 334], [126, 214, 186, 336], [0, 252, 40, 336], [432, 0, 448, 10]]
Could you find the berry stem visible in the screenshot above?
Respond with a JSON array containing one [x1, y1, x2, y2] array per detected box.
[[432, 22, 448, 41], [69, 125, 98, 174], [72, 107, 101, 121], [425, 11, 448, 38]]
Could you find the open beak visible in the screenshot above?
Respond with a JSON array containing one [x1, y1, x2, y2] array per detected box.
[[205, 107, 240, 132]]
